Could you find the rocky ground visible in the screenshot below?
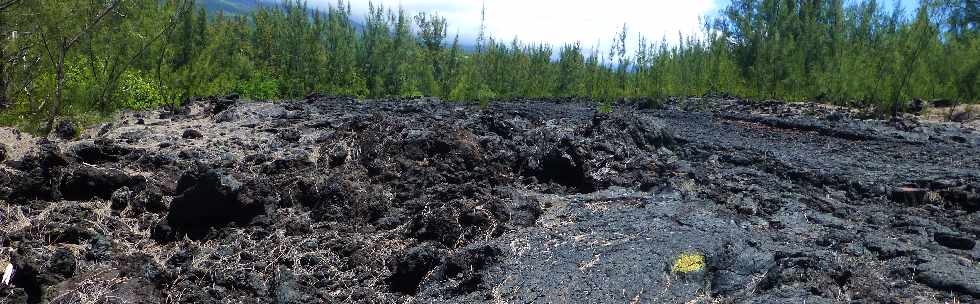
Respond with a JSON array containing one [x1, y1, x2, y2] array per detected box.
[[1, 96, 978, 303]]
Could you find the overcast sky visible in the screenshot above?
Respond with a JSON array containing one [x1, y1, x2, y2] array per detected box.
[[303, 0, 719, 50], [303, 0, 918, 53]]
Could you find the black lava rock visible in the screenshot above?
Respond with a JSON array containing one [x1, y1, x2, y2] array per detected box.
[[117, 254, 168, 286], [5, 98, 980, 303], [864, 236, 917, 259], [69, 139, 131, 164], [215, 109, 239, 123], [60, 166, 133, 201], [389, 244, 443, 294], [278, 129, 302, 143], [55, 120, 77, 140], [890, 187, 929, 205], [140, 183, 167, 213], [87, 233, 113, 261], [826, 112, 845, 121], [50, 248, 76, 278], [212, 94, 239, 114], [116, 179, 165, 214], [507, 194, 543, 227], [45, 222, 91, 245], [931, 99, 956, 108], [432, 245, 501, 293], [271, 265, 312, 304], [97, 123, 113, 137], [934, 232, 976, 250], [17, 139, 70, 171], [110, 186, 132, 211], [411, 207, 463, 247], [10, 253, 45, 303], [327, 145, 347, 167], [164, 170, 261, 240], [182, 129, 203, 139], [710, 242, 774, 296], [951, 110, 977, 123], [915, 255, 980, 296], [150, 221, 175, 242], [908, 98, 925, 113]]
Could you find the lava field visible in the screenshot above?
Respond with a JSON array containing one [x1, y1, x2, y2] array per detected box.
[[1, 96, 979, 303]]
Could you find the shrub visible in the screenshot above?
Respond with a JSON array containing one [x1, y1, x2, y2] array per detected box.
[[671, 252, 705, 273], [477, 86, 497, 108], [598, 101, 613, 113], [235, 72, 281, 100], [118, 71, 169, 110]]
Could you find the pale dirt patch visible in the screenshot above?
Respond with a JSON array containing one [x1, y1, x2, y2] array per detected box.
[[920, 104, 980, 126], [0, 127, 37, 161]]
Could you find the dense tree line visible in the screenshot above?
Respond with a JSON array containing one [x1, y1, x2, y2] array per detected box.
[[1, 0, 977, 132], [717, 0, 979, 110]]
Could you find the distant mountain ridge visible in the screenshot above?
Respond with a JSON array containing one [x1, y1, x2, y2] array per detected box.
[[199, 0, 268, 15], [199, 0, 364, 28], [199, 0, 476, 51]]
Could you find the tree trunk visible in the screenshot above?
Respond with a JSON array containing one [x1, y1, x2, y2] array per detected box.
[[46, 43, 66, 134], [0, 49, 7, 109]]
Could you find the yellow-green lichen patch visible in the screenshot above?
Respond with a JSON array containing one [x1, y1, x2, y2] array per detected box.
[[671, 252, 705, 273]]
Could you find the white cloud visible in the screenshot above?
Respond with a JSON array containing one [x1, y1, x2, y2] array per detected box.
[[306, 0, 718, 53]]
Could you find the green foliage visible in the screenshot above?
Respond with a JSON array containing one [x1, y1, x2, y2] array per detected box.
[[477, 86, 498, 102], [598, 101, 613, 114], [713, 0, 979, 111], [2, 0, 979, 134], [118, 71, 169, 110], [233, 71, 281, 100]]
